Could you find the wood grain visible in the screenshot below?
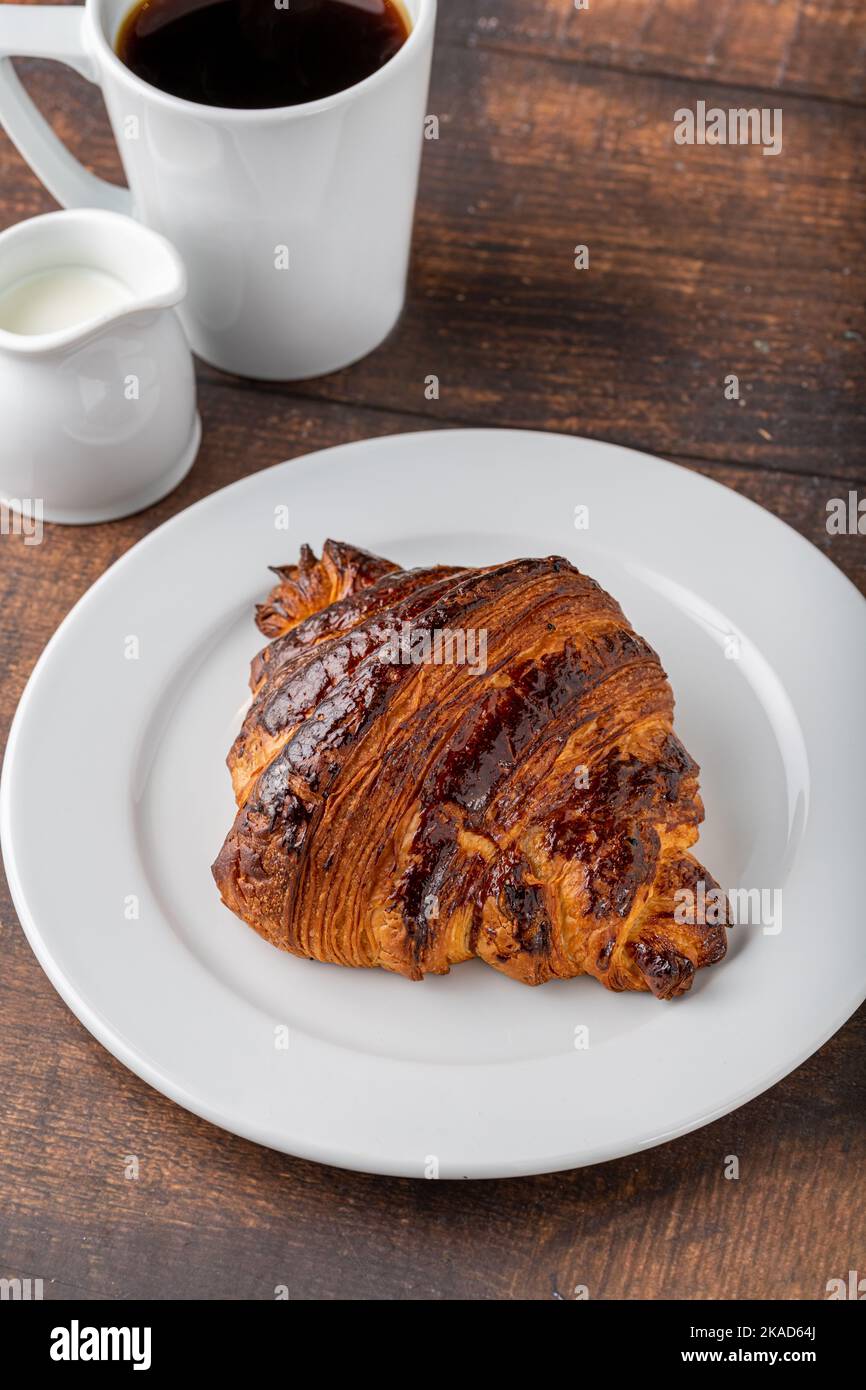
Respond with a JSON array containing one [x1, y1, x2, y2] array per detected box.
[[439, 0, 866, 106], [0, 0, 864, 1302]]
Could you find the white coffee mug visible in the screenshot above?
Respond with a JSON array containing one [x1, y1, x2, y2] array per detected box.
[[0, 0, 436, 380]]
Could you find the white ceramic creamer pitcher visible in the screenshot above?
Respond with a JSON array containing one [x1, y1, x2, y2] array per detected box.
[[0, 208, 200, 524], [0, 0, 437, 380]]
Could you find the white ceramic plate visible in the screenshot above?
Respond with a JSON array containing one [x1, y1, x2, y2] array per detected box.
[[3, 430, 865, 1178]]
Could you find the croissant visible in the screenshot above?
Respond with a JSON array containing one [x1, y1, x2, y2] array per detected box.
[[212, 540, 728, 998]]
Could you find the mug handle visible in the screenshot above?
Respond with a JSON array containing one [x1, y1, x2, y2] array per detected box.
[[0, 5, 130, 213]]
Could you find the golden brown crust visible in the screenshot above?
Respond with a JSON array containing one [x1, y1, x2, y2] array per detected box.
[[212, 541, 728, 997]]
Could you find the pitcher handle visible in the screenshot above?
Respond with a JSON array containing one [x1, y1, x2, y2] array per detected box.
[[0, 5, 131, 214]]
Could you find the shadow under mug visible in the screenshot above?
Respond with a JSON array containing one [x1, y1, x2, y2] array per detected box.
[[0, 0, 436, 380]]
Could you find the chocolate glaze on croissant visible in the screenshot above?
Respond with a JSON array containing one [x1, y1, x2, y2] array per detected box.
[[212, 540, 728, 998]]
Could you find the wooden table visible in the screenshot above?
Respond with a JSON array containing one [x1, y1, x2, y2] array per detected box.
[[1, 0, 864, 1301]]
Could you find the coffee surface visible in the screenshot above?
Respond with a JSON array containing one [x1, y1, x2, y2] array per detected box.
[[116, 0, 410, 109]]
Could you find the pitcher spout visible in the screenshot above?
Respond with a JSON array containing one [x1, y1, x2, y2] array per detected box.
[[117, 217, 188, 317]]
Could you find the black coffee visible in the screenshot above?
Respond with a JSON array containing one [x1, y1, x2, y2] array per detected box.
[[116, 0, 410, 109]]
